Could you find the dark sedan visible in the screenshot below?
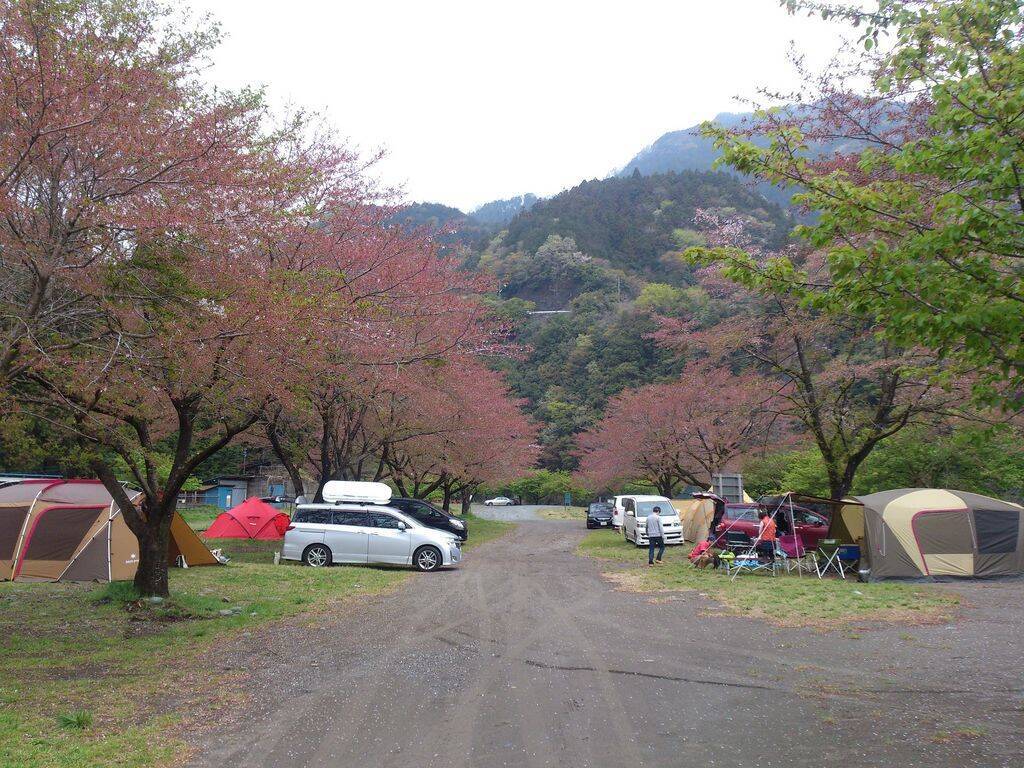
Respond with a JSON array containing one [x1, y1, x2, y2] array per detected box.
[[380, 497, 468, 541], [586, 502, 614, 529]]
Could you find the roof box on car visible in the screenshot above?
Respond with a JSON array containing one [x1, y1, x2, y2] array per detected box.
[[320, 480, 392, 505]]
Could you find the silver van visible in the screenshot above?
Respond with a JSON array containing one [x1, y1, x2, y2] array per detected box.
[[281, 482, 462, 572]]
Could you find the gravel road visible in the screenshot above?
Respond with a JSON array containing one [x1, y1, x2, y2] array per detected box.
[[189, 521, 1023, 768], [470, 503, 548, 521]]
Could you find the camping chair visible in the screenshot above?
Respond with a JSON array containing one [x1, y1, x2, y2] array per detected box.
[[721, 530, 753, 554], [778, 534, 815, 576], [814, 539, 846, 579], [837, 544, 861, 576], [728, 535, 780, 580]]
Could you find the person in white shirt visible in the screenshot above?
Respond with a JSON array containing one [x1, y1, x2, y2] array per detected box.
[[646, 506, 665, 566]]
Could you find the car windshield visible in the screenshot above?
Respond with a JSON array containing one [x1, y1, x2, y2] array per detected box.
[[636, 501, 672, 516], [589, 504, 611, 513]]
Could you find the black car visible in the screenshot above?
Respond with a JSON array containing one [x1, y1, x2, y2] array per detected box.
[[381, 497, 468, 541], [586, 502, 614, 529]]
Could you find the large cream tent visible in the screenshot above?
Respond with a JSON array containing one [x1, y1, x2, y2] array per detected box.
[[819, 488, 1024, 581], [0, 479, 218, 583], [670, 498, 717, 542]]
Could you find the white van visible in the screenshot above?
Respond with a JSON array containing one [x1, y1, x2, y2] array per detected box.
[[611, 495, 627, 529], [621, 495, 683, 546]]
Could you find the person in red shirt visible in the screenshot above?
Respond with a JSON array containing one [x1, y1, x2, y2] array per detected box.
[[756, 510, 778, 563]]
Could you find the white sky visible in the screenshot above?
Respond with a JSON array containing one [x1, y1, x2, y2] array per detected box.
[[190, 0, 847, 211]]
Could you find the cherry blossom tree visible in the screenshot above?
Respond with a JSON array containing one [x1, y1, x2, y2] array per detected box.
[[576, 363, 781, 497], [385, 362, 538, 513], [0, 0, 396, 596], [677, 211, 965, 500]]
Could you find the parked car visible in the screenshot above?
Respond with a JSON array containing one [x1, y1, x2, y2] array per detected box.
[[610, 495, 627, 529], [260, 496, 295, 511], [621, 495, 683, 546], [484, 496, 515, 506], [380, 497, 468, 541], [586, 502, 614, 529], [282, 481, 462, 572], [712, 502, 830, 550]]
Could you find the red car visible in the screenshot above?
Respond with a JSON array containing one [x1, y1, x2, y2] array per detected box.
[[713, 502, 830, 550]]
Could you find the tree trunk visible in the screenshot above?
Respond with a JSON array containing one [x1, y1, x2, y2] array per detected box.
[[460, 487, 474, 516], [133, 524, 171, 597], [265, 421, 305, 498], [442, 486, 452, 512], [656, 475, 676, 498]]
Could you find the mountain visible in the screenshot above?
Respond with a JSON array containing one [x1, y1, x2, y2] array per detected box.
[[486, 169, 789, 303], [392, 202, 493, 249], [470, 194, 539, 226], [618, 112, 751, 177], [471, 169, 792, 469]]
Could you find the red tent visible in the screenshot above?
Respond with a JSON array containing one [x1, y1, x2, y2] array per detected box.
[[204, 497, 291, 540]]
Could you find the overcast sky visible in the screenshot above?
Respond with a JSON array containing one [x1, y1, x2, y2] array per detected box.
[[190, 1, 847, 211]]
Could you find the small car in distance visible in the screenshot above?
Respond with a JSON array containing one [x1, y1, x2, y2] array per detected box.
[[484, 496, 515, 506], [282, 481, 462, 572], [586, 502, 614, 528]]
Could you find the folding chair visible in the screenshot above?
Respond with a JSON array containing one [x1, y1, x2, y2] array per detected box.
[[837, 544, 861, 576], [778, 534, 815, 576], [814, 539, 845, 579], [729, 535, 779, 580], [721, 530, 753, 554]]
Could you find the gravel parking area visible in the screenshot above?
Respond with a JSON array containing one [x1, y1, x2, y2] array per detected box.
[[188, 521, 1024, 768]]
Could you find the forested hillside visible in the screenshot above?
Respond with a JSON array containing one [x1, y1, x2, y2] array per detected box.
[[470, 193, 539, 226], [494, 170, 789, 290], [470, 170, 790, 470], [618, 112, 751, 177]]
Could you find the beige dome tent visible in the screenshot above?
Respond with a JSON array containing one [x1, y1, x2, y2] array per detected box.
[[829, 488, 1024, 581], [670, 498, 717, 542], [0, 479, 218, 583]]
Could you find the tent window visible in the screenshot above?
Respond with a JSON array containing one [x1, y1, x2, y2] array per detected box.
[[974, 509, 1019, 555], [0, 506, 30, 560], [23, 507, 98, 561]]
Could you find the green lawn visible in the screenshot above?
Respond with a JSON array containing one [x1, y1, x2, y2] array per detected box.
[[536, 505, 587, 520], [578, 529, 960, 628], [0, 512, 513, 768], [176, 504, 221, 532], [461, 512, 515, 549]]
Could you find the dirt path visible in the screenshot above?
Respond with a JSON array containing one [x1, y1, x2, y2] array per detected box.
[[188, 521, 1024, 768]]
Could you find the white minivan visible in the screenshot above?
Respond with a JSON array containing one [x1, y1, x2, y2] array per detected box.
[[282, 481, 462, 572], [621, 495, 683, 546], [611, 495, 627, 529]]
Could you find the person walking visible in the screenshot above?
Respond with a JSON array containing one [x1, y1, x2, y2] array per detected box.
[[647, 506, 666, 566]]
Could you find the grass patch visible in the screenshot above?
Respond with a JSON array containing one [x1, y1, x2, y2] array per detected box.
[[578, 529, 960, 628], [176, 504, 222, 532], [0, 510, 514, 768], [932, 726, 986, 743], [536, 505, 587, 520], [58, 711, 94, 730], [462, 512, 515, 549]]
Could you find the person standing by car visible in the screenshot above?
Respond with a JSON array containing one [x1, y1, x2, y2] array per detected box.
[[756, 509, 778, 563], [646, 506, 665, 566]]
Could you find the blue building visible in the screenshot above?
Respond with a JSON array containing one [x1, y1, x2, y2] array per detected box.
[[178, 475, 253, 510]]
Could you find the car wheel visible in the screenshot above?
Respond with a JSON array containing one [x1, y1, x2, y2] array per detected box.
[[413, 545, 443, 572], [303, 544, 332, 568]]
